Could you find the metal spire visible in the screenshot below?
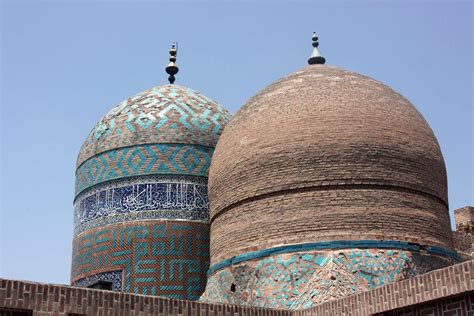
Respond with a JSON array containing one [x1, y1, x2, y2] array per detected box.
[[308, 32, 326, 65], [165, 42, 179, 84]]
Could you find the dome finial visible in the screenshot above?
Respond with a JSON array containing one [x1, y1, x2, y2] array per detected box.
[[308, 32, 326, 65], [165, 42, 179, 84]]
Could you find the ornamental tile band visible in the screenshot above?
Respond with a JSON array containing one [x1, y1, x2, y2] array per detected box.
[[77, 85, 231, 167], [207, 240, 460, 276], [75, 143, 213, 196], [74, 175, 210, 235], [73, 270, 123, 291]]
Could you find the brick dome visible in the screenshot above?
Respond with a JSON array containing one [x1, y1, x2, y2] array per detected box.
[[208, 65, 453, 266]]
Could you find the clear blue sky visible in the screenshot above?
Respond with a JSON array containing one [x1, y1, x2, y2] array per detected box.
[[1, 1, 472, 285]]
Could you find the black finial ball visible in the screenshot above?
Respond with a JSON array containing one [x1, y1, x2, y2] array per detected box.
[[312, 32, 319, 47], [168, 75, 176, 84]]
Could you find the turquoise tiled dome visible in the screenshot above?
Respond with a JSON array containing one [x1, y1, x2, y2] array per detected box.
[[75, 85, 231, 197], [72, 84, 231, 299]]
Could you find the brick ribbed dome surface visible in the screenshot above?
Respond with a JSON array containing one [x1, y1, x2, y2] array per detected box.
[[209, 65, 453, 266]]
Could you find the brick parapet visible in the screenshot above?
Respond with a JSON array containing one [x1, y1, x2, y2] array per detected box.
[[0, 279, 291, 316], [1, 260, 473, 315]]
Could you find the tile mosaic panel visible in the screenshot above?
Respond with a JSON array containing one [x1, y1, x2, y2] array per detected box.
[[201, 248, 454, 309], [74, 175, 209, 235], [73, 270, 123, 291], [77, 85, 232, 167], [71, 221, 209, 300], [75, 143, 213, 196]]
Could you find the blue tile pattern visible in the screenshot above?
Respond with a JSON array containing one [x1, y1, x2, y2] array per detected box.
[[77, 85, 231, 167], [73, 270, 123, 291], [201, 247, 455, 309], [72, 222, 209, 300], [75, 144, 213, 196], [73, 84, 230, 301], [208, 240, 460, 276], [74, 175, 209, 235]]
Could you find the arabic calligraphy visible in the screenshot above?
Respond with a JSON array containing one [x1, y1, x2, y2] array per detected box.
[[74, 177, 209, 230]]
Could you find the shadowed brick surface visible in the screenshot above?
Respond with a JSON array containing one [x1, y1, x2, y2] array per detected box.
[[454, 207, 474, 231], [453, 207, 473, 259], [374, 293, 474, 316]]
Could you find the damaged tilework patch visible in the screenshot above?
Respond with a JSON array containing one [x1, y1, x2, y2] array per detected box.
[[201, 249, 454, 309]]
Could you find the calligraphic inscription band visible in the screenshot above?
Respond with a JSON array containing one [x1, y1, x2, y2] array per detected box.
[[74, 175, 209, 235]]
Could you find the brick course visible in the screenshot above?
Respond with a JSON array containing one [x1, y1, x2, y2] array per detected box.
[[374, 293, 474, 315], [1, 260, 472, 315]]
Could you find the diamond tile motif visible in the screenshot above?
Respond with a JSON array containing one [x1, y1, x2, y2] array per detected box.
[[73, 84, 230, 302], [75, 144, 214, 196], [77, 85, 231, 167]]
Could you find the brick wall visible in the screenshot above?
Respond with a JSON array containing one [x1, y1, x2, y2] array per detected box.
[[0, 279, 291, 316], [375, 293, 473, 315], [1, 260, 472, 315], [453, 206, 473, 259], [453, 230, 472, 256], [454, 207, 474, 231]]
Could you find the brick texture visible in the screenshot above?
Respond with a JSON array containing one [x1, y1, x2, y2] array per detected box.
[[1, 260, 472, 315], [454, 207, 474, 231], [453, 206, 473, 259], [71, 221, 210, 299], [375, 293, 474, 315], [209, 65, 453, 265], [0, 279, 291, 316]]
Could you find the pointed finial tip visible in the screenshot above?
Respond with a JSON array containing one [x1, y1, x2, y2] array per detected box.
[[308, 31, 325, 65], [165, 41, 179, 84]]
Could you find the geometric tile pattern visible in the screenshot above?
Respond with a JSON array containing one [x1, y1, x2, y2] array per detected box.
[[73, 270, 123, 291], [73, 175, 210, 235], [71, 221, 210, 300], [77, 85, 232, 167], [75, 144, 213, 196], [72, 84, 230, 301], [201, 247, 455, 310]]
